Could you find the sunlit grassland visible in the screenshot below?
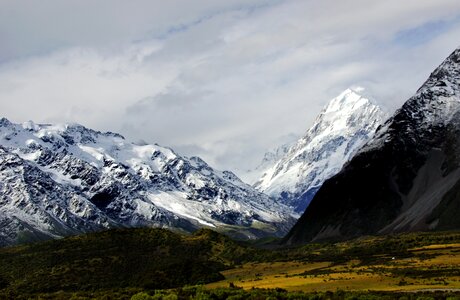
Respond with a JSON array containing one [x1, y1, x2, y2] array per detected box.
[[207, 242, 460, 292]]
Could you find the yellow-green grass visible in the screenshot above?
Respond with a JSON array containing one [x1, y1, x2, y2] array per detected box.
[[207, 243, 460, 292], [410, 243, 460, 251]]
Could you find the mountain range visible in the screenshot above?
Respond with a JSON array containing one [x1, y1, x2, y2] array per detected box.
[[2, 47, 460, 248], [0, 119, 295, 246], [0, 89, 387, 247]]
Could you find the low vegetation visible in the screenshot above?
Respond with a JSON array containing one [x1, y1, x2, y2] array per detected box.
[[14, 286, 460, 300], [0, 228, 260, 298], [1, 228, 460, 299]]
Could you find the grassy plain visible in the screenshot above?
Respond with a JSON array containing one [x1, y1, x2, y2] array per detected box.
[[207, 236, 460, 293]]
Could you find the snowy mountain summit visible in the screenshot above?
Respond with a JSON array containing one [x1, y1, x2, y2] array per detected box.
[[254, 87, 388, 212], [0, 119, 295, 246], [284, 46, 460, 244]]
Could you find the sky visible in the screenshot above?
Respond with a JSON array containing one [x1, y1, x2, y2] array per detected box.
[[1, 0, 460, 177]]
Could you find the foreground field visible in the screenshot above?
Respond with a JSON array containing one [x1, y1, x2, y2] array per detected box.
[[208, 240, 460, 293], [1, 228, 460, 299]]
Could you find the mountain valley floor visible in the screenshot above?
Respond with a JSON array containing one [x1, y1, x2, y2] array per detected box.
[[1, 228, 460, 299]]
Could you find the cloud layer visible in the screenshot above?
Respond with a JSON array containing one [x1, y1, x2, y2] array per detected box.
[[1, 0, 460, 175]]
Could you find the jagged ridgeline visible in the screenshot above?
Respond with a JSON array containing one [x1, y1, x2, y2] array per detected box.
[[0, 118, 296, 246], [285, 47, 460, 244]]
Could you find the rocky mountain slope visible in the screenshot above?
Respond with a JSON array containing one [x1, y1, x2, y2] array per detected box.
[[285, 47, 460, 244], [254, 88, 387, 212], [0, 119, 295, 246]]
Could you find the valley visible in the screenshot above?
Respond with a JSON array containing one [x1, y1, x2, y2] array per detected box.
[[1, 4, 460, 299], [1, 228, 460, 299]]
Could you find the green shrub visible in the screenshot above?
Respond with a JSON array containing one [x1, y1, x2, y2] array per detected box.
[[163, 294, 178, 300], [131, 292, 154, 300]]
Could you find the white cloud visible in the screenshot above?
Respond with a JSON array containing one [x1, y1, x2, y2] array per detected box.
[[1, 0, 460, 175]]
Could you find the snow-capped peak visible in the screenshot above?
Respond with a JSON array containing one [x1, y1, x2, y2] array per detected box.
[[254, 88, 388, 212], [324, 87, 370, 114]]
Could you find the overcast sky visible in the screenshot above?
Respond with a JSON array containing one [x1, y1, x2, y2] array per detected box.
[[1, 0, 460, 176]]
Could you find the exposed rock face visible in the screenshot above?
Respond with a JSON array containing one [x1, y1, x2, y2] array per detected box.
[[285, 47, 460, 244]]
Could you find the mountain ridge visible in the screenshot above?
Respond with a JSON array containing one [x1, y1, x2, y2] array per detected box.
[[284, 46, 460, 244]]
